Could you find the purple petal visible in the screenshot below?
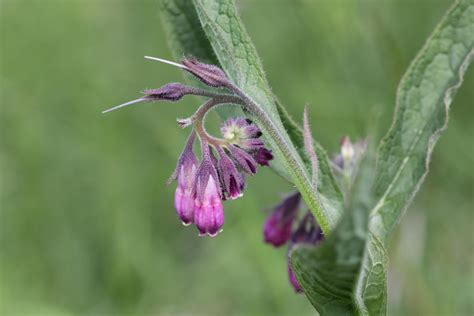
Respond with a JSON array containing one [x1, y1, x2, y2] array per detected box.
[[217, 148, 245, 200], [228, 145, 257, 174], [174, 186, 195, 225], [254, 148, 273, 166]]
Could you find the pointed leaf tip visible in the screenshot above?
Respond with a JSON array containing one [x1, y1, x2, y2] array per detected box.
[[303, 105, 318, 187]]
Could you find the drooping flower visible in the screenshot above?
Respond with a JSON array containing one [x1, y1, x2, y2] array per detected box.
[[170, 132, 198, 225], [263, 192, 301, 247], [193, 174, 224, 237], [193, 141, 225, 237]]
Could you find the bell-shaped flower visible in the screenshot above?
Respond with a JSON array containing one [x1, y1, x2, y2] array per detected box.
[[193, 142, 224, 237], [169, 132, 198, 225]]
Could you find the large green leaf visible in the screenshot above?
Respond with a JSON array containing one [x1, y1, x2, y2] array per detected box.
[[292, 1, 473, 315], [292, 150, 388, 315], [371, 0, 474, 242], [159, 0, 344, 233]]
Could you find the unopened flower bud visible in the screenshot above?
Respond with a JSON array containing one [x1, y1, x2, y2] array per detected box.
[[143, 83, 194, 102], [182, 57, 230, 88], [228, 145, 258, 174], [253, 148, 273, 166], [333, 137, 367, 170], [217, 147, 245, 200]]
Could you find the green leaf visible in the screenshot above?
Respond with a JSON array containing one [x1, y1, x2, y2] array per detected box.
[[160, 0, 344, 233], [292, 2, 473, 315], [292, 150, 386, 315], [159, 0, 217, 64], [371, 0, 474, 241]]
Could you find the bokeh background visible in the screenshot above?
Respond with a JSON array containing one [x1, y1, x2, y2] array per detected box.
[[1, 0, 473, 315]]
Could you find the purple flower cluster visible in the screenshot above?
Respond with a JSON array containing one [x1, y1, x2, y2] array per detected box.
[[103, 57, 275, 237], [170, 118, 273, 237], [262, 192, 323, 292]]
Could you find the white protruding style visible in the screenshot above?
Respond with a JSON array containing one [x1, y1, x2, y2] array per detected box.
[[144, 56, 188, 69], [102, 98, 145, 114]]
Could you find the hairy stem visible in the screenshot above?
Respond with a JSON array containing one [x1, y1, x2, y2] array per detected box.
[[197, 87, 330, 234]]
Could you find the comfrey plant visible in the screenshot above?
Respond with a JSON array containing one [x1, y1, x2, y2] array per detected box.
[[105, 0, 473, 314]]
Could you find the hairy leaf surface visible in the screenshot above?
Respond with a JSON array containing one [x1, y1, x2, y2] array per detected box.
[[371, 0, 474, 241], [292, 1, 473, 314]]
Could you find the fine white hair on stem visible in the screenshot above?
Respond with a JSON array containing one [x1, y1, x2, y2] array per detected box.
[[102, 98, 146, 114], [303, 104, 319, 187], [144, 56, 188, 69]]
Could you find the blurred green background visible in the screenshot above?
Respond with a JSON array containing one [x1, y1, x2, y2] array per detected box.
[[1, 0, 472, 315]]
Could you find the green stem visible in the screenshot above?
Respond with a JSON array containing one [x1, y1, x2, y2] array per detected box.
[[196, 89, 331, 234]]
